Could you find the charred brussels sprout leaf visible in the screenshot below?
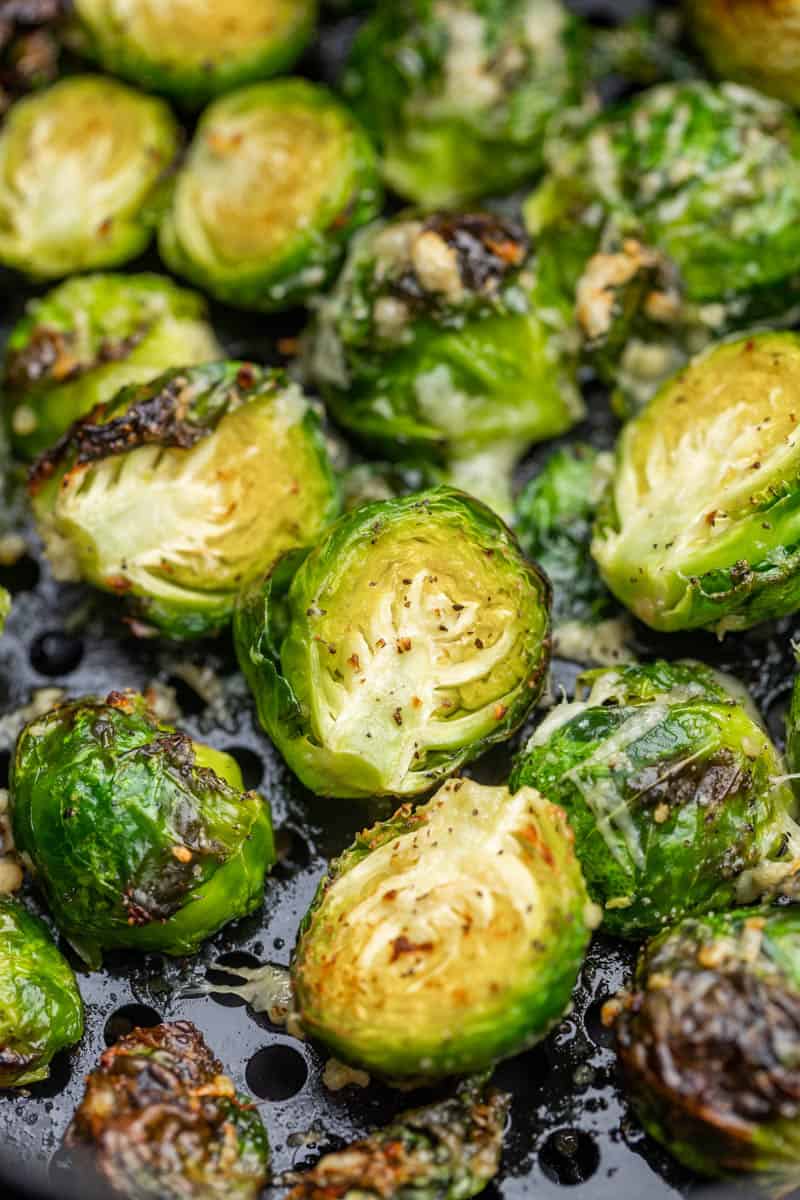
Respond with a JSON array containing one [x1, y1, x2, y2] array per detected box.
[[293, 778, 591, 1079], [69, 0, 316, 108], [66, 1020, 269, 1199], [613, 906, 800, 1187], [593, 333, 800, 634], [0, 897, 83, 1087], [10, 692, 276, 967], [3, 274, 221, 460], [159, 79, 382, 311], [29, 362, 339, 640], [0, 75, 179, 279], [287, 1078, 508, 1200], [511, 660, 798, 937], [343, 0, 584, 207], [686, 0, 800, 106], [235, 488, 551, 799]]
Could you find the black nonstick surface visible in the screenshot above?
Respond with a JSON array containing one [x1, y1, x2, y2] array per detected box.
[[0, 4, 791, 1198]]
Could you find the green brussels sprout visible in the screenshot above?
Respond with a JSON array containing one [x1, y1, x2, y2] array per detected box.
[[0, 897, 84, 1087], [4, 274, 222, 460], [592, 332, 800, 635], [307, 211, 582, 517], [0, 75, 180, 280], [343, 0, 584, 207], [10, 691, 276, 968], [29, 362, 339, 640], [511, 660, 798, 937], [612, 905, 800, 1187], [288, 1078, 508, 1200], [292, 777, 592, 1079], [69, 0, 316, 109], [235, 487, 551, 799], [66, 1020, 269, 1199], [159, 79, 382, 312], [526, 81, 800, 414], [685, 0, 800, 106]]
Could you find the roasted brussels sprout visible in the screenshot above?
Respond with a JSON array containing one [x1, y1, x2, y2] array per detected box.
[[66, 1020, 269, 1199], [4, 274, 221, 459], [0, 75, 180, 280], [686, 0, 800, 106], [526, 81, 800, 413], [159, 79, 382, 311], [307, 212, 581, 516], [288, 1078, 508, 1200], [293, 777, 592, 1079], [612, 905, 800, 1186], [10, 691, 275, 967], [343, 0, 584, 206], [69, 0, 316, 108], [0, 897, 83, 1088], [511, 660, 798, 937], [29, 362, 339, 640], [235, 488, 551, 799], [593, 332, 800, 635]]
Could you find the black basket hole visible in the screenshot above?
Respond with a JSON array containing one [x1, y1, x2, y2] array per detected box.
[[0, 555, 39, 594], [539, 1129, 600, 1186], [0, 749, 10, 789], [584, 997, 616, 1050], [207, 951, 262, 1007], [246, 1044, 307, 1101], [274, 826, 311, 875], [103, 1003, 162, 1046], [27, 1050, 72, 1098], [224, 745, 264, 791], [30, 631, 83, 677], [164, 674, 207, 716]]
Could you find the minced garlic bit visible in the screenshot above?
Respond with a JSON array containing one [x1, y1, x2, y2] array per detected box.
[[322, 1058, 371, 1092]]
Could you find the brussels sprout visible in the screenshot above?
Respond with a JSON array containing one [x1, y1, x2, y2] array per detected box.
[[4, 274, 222, 460], [0, 0, 65, 117], [0, 897, 83, 1088], [288, 1078, 508, 1200], [159, 79, 381, 312], [612, 905, 800, 1186], [29, 362, 339, 640], [592, 332, 800, 634], [686, 0, 800, 106], [511, 660, 798, 937], [0, 75, 180, 280], [69, 0, 316, 108], [235, 488, 551, 799], [66, 1020, 269, 1199], [343, 0, 584, 207], [293, 777, 591, 1079], [526, 81, 800, 413], [10, 691, 275, 967], [307, 212, 582, 517]]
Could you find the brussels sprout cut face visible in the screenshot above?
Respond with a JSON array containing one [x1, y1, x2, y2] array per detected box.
[[594, 333, 800, 634], [511, 660, 798, 936], [10, 692, 276, 967], [30, 362, 339, 639], [293, 778, 591, 1079], [67, 1021, 269, 1200], [0, 76, 179, 279], [686, 0, 800, 106], [72, 0, 316, 107], [235, 488, 551, 798], [159, 79, 382, 311], [0, 898, 84, 1087], [614, 906, 800, 1185], [4, 274, 221, 459]]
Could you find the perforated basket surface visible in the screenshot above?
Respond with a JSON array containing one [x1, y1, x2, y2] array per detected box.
[[0, 4, 792, 1198]]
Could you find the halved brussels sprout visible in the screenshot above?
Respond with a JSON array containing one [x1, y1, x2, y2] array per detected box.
[[686, 0, 800, 106], [0, 75, 180, 279], [0, 897, 84, 1087], [29, 362, 340, 640], [511, 660, 798, 937], [288, 1078, 508, 1200], [235, 487, 551, 799], [159, 79, 382, 311], [612, 905, 800, 1186], [10, 691, 276, 967], [292, 777, 592, 1079], [307, 212, 582, 516], [70, 0, 316, 108], [4, 274, 221, 460], [593, 332, 800, 634], [66, 1020, 269, 1199], [343, 0, 584, 206]]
